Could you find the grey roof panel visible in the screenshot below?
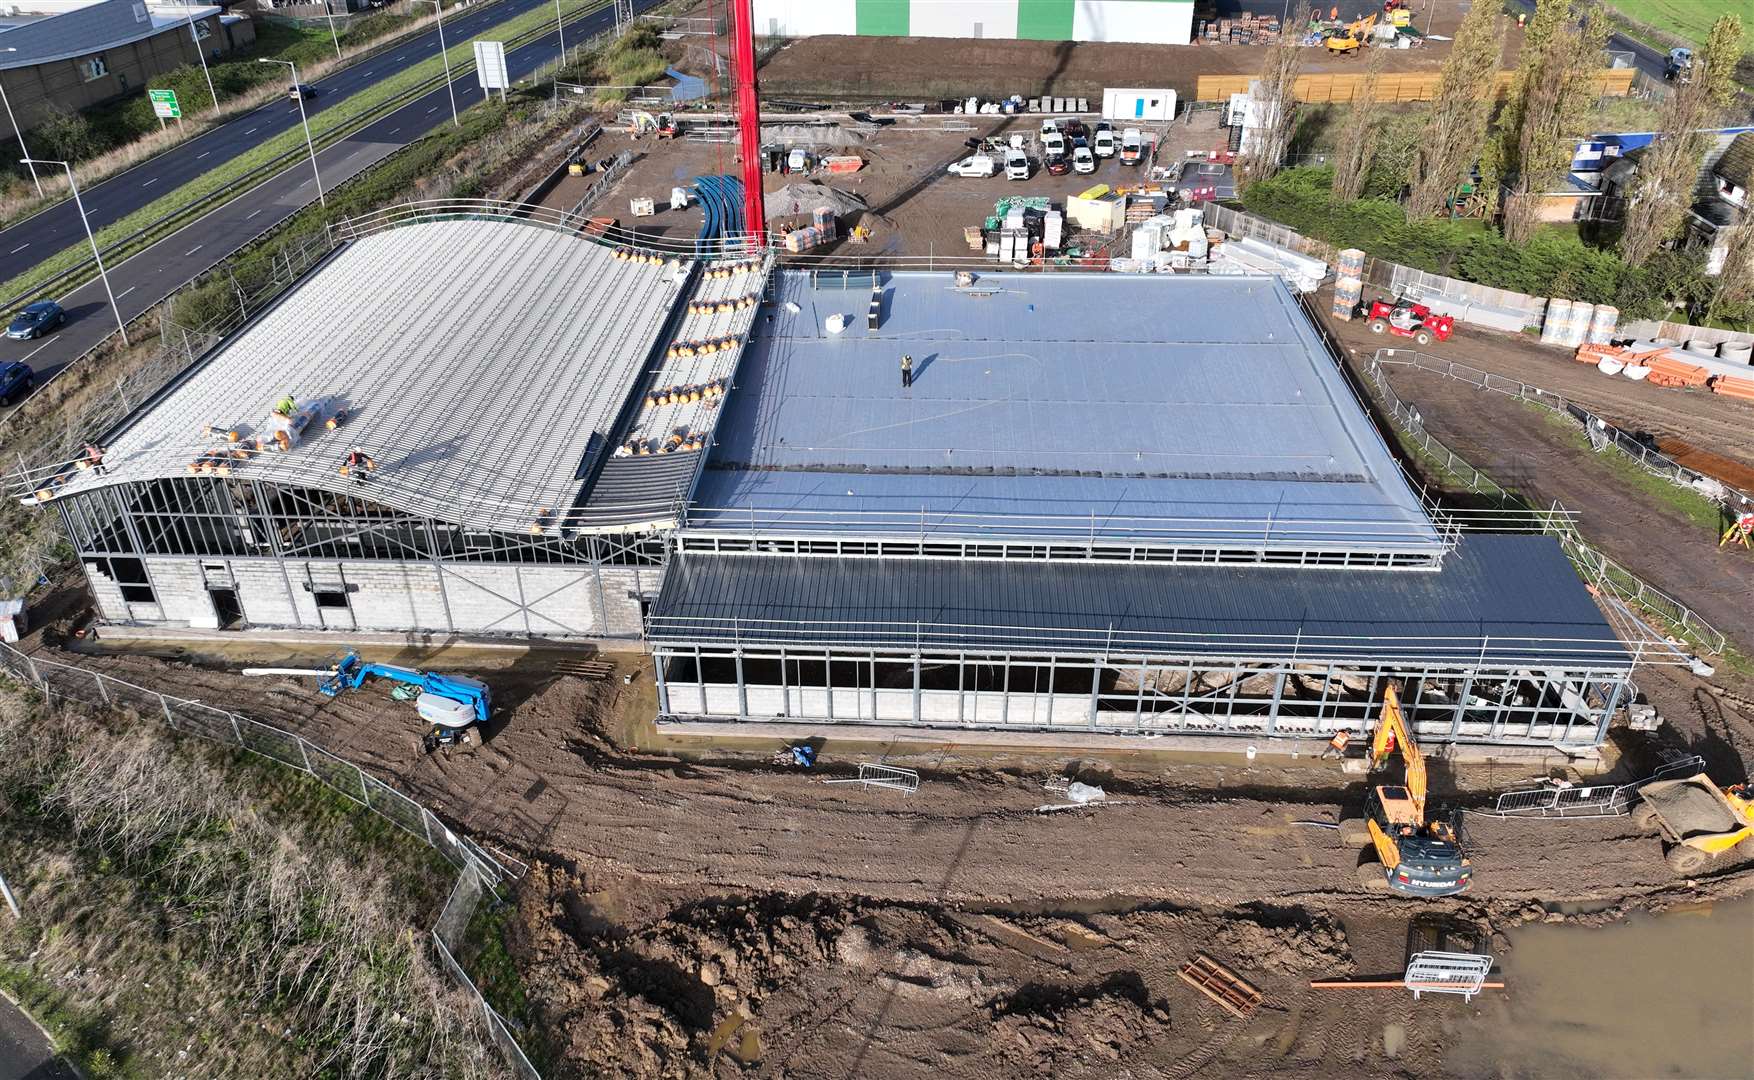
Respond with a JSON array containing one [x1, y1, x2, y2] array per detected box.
[[649, 534, 1632, 669], [689, 270, 1440, 552]]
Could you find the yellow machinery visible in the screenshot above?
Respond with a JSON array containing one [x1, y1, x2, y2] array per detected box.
[[1339, 684, 1473, 896], [1631, 774, 1754, 874], [1326, 12, 1377, 54]]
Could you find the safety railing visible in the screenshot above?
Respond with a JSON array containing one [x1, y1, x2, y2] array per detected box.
[[0, 639, 540, 1079], [647, 613, 1665, 668], [1362, 353, 1730, 658]]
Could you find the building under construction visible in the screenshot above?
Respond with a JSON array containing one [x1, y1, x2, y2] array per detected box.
[[23, 212, 1641, 749]]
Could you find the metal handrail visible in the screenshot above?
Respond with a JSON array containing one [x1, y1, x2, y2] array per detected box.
[[646, 613, 1666, 667]]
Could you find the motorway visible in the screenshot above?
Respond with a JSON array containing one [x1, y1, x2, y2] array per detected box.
[[0, 0, 656, 390], [0, 992, 74, 1080], [0, 0, 559, 286]]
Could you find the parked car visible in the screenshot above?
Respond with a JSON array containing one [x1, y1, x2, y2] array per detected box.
[[1072, 145, 1096, 174], [1039, 118, 1060, 136], [947, 154, 997, 178], [1044, 152, 1071, 176], [1093, 123, 1116, 158], [0, 361, 32, 404], [1120, 128, 1144, 165], [1041, 130, 1066, 159], [1665, 47, 1693, 82], [1004, 148, 1031, 180], [1063, 119, 1088, 141], [288, 83, 317, 101], [6, 300, 64, 340]]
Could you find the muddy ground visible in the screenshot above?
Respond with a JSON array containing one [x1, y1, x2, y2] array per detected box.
[[20, 625, 1754, 1079]]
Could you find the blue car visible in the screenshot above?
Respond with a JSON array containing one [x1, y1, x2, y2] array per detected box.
[[7, 300, 65, 340], [0, 361, 33, 404]]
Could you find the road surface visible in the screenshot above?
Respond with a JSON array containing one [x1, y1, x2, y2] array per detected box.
[[0, 994, 74, 1080], [0, 0, 559, 288], [0, 0, 656, 393]]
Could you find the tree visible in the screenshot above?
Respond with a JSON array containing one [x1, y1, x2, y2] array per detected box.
[[1618, 15, 1745, 267], [1709, 222, 1754, 323], [1407, 0, 1505, 218], [1499, 1, 1610, 244], [31, 106, 98, 163], [1331, 46, 1388, 202], [1238, 2, 1310, 186]]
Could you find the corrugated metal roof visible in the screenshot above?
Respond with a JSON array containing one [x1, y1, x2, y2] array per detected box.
[[688, 270, 1439, 553], [61, 219, 688, 533], [0, 0, 220, 69], [649, 534, 1632, 670]]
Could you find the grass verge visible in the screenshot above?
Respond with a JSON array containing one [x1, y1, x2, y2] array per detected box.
[[0, 0, 609, 309], [1534, 407, 1731, 537]]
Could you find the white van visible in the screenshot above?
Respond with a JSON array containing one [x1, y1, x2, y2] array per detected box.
[[1004, 148, 1031, 181]]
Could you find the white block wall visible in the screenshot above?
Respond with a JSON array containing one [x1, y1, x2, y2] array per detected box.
[[911, 0, 1016, 38], [756, 0, 855, 36], [95, 557, 655, 641], [1075, 0, 1192, 44]]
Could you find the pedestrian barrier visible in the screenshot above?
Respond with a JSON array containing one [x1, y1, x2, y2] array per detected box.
[[823, 762, 921, 795], [1403, 952, 1494, 1001]]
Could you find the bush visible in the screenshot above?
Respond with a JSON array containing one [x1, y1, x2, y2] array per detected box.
[[1239, 166, 1712, 320]]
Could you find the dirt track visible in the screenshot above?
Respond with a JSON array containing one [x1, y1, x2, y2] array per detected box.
[[24, 633, 1754, 1078]]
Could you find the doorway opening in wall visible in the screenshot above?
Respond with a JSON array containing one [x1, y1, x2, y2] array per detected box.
[[208, 588, 243, 629], [312, 590, 350, 611]]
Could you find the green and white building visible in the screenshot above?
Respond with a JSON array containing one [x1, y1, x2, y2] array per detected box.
[[753, 0, 1195, 45]]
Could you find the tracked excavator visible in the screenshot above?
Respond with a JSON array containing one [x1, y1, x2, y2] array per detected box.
[[1339, 683, 1473, 896]]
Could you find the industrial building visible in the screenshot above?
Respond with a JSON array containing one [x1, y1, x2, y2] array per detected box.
[[752, 0, 1195, 45], [0, 0, 253, 130], [24, 212, 1641, 749]]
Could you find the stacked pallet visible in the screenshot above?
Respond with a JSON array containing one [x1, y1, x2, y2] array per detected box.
[[1199, 14, 1282, 44]]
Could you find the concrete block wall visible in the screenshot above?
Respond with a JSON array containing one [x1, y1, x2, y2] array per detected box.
[[99, 555, 658, 642]]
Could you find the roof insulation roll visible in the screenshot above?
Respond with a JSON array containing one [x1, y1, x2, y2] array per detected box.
[[1563, 303, 1593, 348], [1586, 304, 1618, 345], [1540, 299, 1572, 345]]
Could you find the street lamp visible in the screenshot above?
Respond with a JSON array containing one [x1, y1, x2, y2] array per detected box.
[[21, 157, 127, 344], [555, 0, 567, 67], [413, 0, 460, 127], [185, 6, 219, 111], [321, 0, 343, 61], [0, 48, 40, 197], [258, 59, 325, 206]]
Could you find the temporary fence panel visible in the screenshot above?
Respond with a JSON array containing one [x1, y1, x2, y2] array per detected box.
[[1404, 952, 1494, 1001], [1194, 68, 1632, 103]]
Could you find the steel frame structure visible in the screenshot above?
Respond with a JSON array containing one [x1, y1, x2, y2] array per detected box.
[[56, 476, 662, 634], [649, 641, 1633, 747]]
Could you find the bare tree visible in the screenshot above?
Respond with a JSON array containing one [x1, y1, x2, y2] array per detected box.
[[1500, 1, 1610, 244], [1710, 222, 1754, 322], [1406, 0, 1505, 219], [1331, 46, 1389, 201], [1238, 2, 1310, 186], [1618, 16, 1744, 266]]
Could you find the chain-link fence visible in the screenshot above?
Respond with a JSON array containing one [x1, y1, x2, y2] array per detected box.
[[0, 638, 541, 1080], [1361, 354, 1729, 658]]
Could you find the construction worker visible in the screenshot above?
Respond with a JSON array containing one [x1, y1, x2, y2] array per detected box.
[[340, 448, 376, 484], [901, 354, 914, 389], [82, 443, 107, 476], [1321, 729, 1350, 760]]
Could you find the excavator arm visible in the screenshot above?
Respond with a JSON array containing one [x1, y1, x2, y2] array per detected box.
[[1370, 683, 1426, 821], [319, 651, 490, 724]]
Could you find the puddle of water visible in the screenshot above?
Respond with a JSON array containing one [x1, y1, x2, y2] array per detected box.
[[1445, 897, 1754, 1079]]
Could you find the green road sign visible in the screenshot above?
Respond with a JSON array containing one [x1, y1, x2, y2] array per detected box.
[[149, 88, 181, 119]]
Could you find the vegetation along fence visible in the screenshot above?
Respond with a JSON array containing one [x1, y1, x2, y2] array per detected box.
[[1362, 353, 1729, 658], [0, 639, 543, 1080], [1193, 67, 1634, 103]]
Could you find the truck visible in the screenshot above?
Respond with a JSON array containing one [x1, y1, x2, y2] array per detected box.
[[1631, 772, 1754, 874]]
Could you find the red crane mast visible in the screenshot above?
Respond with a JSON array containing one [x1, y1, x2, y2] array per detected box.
[[728, 0, 767, 244]]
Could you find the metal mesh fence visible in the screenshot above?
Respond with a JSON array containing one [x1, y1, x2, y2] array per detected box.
[[0, 638, 540, 1078], [1363, 352, 1730, 657]]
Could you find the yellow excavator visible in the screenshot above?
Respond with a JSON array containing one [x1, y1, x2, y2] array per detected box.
[[1325, 12, 1377, 55], [1339, 683, 1474, 896]]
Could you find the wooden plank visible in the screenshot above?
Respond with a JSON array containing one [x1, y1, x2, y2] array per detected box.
[[1177, 954, 1262, 1018]]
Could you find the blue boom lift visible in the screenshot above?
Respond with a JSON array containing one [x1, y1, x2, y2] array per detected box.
[[318, 650, 491, 751]]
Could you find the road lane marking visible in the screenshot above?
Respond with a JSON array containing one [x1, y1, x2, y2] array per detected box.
[[196, 151, 211, 159], [141, 177, 158, 187], [7, 243, 28, 254], [395, 54, 406, 61], [244, 127, 257, 135], [246, 209, 263, 219], [19, 339, 52, 363], [385, 126, 401, 136], [427, 106, 438, 113], [115, 286, 137, 300], [184, 244, 203, 256]]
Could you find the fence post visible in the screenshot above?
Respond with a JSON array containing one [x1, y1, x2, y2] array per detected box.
[[159, 692, 175, 728], [24, 657, 42, 690], [229, 712, 243, 746], [358, 764, 371, 805], [297, 735, 314, 775], [92, 670, 108, 703]]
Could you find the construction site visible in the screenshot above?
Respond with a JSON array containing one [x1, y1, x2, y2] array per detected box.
[[1, 0, 1753, 1077]]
